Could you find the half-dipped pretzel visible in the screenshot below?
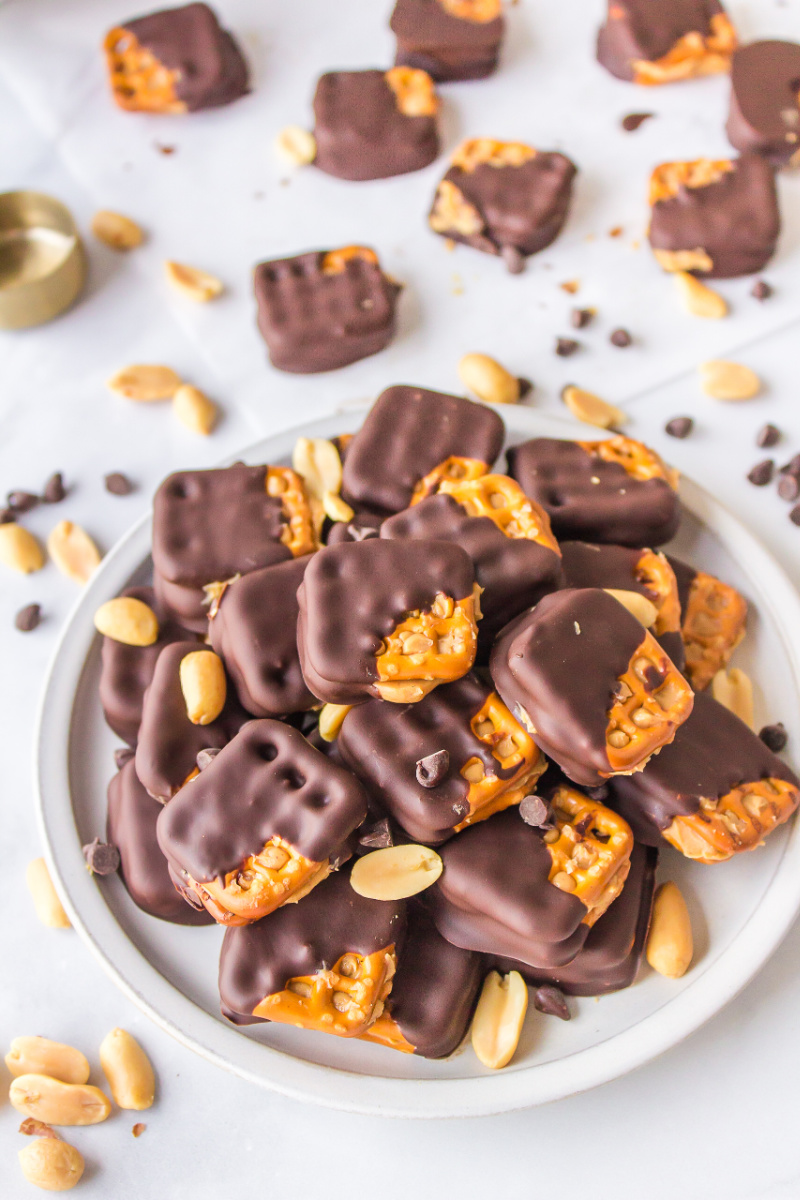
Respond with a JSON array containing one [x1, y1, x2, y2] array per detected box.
[[543, 785, 633, 925], [680, 570, 747, 690], [410, 457, 489, 505], [254, 946, 398, 1036], [438, 474, 560, 553], [605, 628, 694, 775]]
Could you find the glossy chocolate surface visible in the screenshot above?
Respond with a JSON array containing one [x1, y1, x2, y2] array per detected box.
[[254, 251, 401, 374], [313, 70, 439, 181], [726, 41, 800, 166], [596, 0, 725, 81], [507, 438, 680, 547], [208, 557, 316, 717], [218, 870, 406, 1024], [342, 385, 504, 514], [390, 0, 504, 82]]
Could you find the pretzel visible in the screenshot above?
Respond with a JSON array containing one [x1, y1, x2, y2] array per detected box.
[[410, 457, 489, 505], [631, 14, 737, 86], [438, 474, 561, 554], [104, 28, 185, 114], [633, 549, 681, 637], [429, 180, 485, 238], [385, 67, 439, 117], [253, 946, 398, 1036], [450, 138, 536, 173], [680, 571, 747, 690], [648, 158, 735, 207], [605, 630, 694, 775], [321, 246, 379, 275], [664, 776, 800, 863], [360, 1011, 415, 1053], [438, 0, 502, 22], [374, 586, 480, 702], [453, 692, 547, 831], [266, 467, 319, 557], [544, 784, 634, 925], [578, 435, 679, 490], [183, 836, 330, 926]]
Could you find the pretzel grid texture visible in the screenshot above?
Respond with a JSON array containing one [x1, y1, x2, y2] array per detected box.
[[578, 435, 679, 490], [453, 692, 546, 830], [104, 28, 185, 114], [439, 474, 561, 553], [631, 13, 737, 86], [545, 785, 634, 925], [605, 631, 694, 775], [410, 457, 489, 505], [681, 571, 747, 691], [634, 550, 681, 636], [253, 946, 398, 1036], [664, 776, 800, 863], [374, 587, 480, 702], [266, 466, 318, 557], [185, 835, 329, 926]]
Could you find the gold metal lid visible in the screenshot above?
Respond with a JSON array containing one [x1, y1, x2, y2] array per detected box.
[[0, 190, 87, 330]]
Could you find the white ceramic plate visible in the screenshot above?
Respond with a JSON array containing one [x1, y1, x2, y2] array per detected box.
[[35, 406, 800, 1118]]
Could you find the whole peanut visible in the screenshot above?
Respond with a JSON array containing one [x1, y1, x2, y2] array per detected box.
[[19, 1138, 85, 1192], [99, 1028, 155, 1110]]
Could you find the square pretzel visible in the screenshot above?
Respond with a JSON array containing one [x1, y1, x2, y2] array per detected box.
[[543, 785, 634, 926]]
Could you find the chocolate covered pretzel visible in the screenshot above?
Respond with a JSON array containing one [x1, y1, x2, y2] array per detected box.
[[507, 435, 681, 547], [218, 870, 406, 1034], [104, 2, 249, 114], [668, 555, 747, 689], [389, 0, 505, 83], [726, 41, 800, 167], [491, 589, 694, 786], [610, 691, 799, 862], [338, 674, 546, 844], [596, 0, 736, 85]]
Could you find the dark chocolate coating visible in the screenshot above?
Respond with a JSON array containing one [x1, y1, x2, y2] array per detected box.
[[123, 3, 249, 111], [507, 438, 680, 547], [325, 505, 385, 546], [297, 538, 476, 705], [342, 385, 504, 514], [313, 70, 439, 181], [385, 904, 483, 1057], [726, 41, 800, 167], [99, 586, 186, 745], [609, 691, 798, 842], [490, 589, 650, 786], [338, 674, 520, 844], [390, 0, 504, 82], [666, 553, 696, 616], [494, 844, 657, 996], [596, 0, 724, 82], [429, 808, 588, 968], [218, 870, 406, 1024], [157, 719, 368, 884], [107, 760, 213, 925], [152, 573, 210, 635], [253, 251, 401, 374], [208, 557, 316, 718], [432, 153, 577, 259], [382, 491, 563, 649], [134, 640, 248, 802], [649, 154, 780, 279]]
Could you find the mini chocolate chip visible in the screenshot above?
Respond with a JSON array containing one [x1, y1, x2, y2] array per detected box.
[[748, 459, 774, 486], [665, 416, 693, 439], [778, 474, 800, 502], [196, 747, 221, 771], [82, 838, 120, 876], [519, 794, 552, 828], [757, 423, 781, 448], [759, 723, 787, 752], [517, 377, 534, 399], [7, 490, 39, 513], [114, 747, 135, 769], [621, 112, 654, 132], [570, 308, 593, 329], [585, 783, 610, 802], [347, 524, 378, 541], [555, 337, 580, 357], [0, 508, 15, 524], [15, 603, 41, 632], [533, 985, 571, 1020], [790, 504, 800, 526], [751, 279, 773, 301], [610, 328, 632, 348], [357, 818, 393, 851], [416, 749, 450, 788], [104, 472, 135, 495], [501, 244, 525, 275], [780, 453, 800, 476], [42, 472, 66, 503]]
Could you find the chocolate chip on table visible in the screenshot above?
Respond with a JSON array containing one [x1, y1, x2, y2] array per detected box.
[[610, 328, 632, 348], [751, 279, 773, 301], [756, 423, 780, 448], [82, 838, 121, 876], [780, 454, 800, 477], [555, 337, 580, 357], [778, 474, 800, 502], [196, 747, 221, 771], [533, 985, 571, 1020], [15, 603, 41, 632], [790, 504, 800, 527], [620, 112, 654, 132], [0, 508, 14, 524], [519, 794, 552, 828], [759, 723, 788, 752], [357, 818, 393, 851], [501, 244, 525, 275], [7, 490, 39, 514], [747, 459, 774, 486], [104, 472, 134, 495], [517, 377, 534, 400], [570, 308, 593, 329], [114, 747, 135, 769], [665, 416, 693, 439], [415, 749, 450, 788], [42, 472, 66, 503]]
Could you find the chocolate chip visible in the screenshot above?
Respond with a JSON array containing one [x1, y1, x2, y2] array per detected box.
[[7, 490, 39, 513], [621, 112, 654, 133], [501, 244, 525, 275], [778, 474, 800, 502], [114, 747, 135, 769], [555, 337, 580, 357], [196, 747, 221, 771], [780, 454, 800, 477], [14, 603, 41, 632], [757, 423, 780, 448], [347, 524, 378, 541], [42, 472, 66, 503], [533, 985, 571, 1020], [357, 818, 393, 851], [751, 279, 773, 301], [82, 838, 120, 876], [0, 508, 14, 524], [519, 794, 552, 828], [665, 416, 693, 439], [748, 459, 774, 486], [570, 308, 593, 329], [610, 328, 632, 348], [517, 377, 534, 399], [104, 472, 134, 495], [415, 749, 449, 788], [790, 504, 800, 526], [759, 722, 787, 752]]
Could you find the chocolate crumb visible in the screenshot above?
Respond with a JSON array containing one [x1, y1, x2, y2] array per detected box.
[[747, 459, 774, 486], [104, 472, 134, 496], [196, 747, 221, 771], [42, 472, 66, 503], [114, 747, 135, 769], [82, 838, 120, 876], [665, 416, 693, 439], [757, 423, 780, 449], [778, 474, 800, 502], [357, 818, 393, 851], [621, 112, 654, 132], [517, 377, 533, 399], [610, 328, 632, 348], [0, 508, 15, 524], [132, 1123, 146, 1138], [570, 308, 593, 329], [7, 490, 39, 514], [555, 337, 580, 357], [759, 723, 787, 752], [780, 454, 800, 477], [501, 244, 525, 275], [533, 985, 571, 1020], [15, 603, 41, 632], [790, 504, 800, 526], [416, 749, 450, 788], [751, 279, 773, 301], [519, 794, 553, 828]]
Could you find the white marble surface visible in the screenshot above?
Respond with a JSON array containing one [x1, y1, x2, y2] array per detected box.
[[2, 0, 800, 1195]]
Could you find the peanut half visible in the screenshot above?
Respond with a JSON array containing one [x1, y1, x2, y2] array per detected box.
[[179, 649, 227, 725], [6, 1038, 89, 1086], [164, 260, 224, 303], [99, 1028, 155, 1111], [471, 970, 529, 1069], [674, 271, 728, 319], [562, 385, 626, 430], [91, 210, 144, 251], [19, 1138, 84, 1192], [47, 522, 101, 584], [646, 881, 694, 978], [26, 859, 70, 929], [458, 353, 521, 406], [292, 436, 351, 529], [699, 360, 760, 401], [10, 1075, 111, 1126], [318, 703, 353, 742], [173, 384, 219, 435], [94, 597, 159, 646], [274, 125, 317, 167], [0, 523, 45, 574], [711, 666, 755, 729], [604, 589, 658, 628], [350, 844, 443, 900], [107, 365, 182, 402]]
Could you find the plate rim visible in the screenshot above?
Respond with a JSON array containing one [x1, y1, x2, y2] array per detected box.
[[34, 404, 800, 1118]]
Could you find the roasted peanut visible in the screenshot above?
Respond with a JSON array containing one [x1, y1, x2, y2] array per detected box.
[[646, 881, 694, 978], [711, 666, 755, 729], [91, 210, 144, 251], [26, 859, 70, 929], [107, 364, 182, 402], [6, 1038, 89, 1085], [18, 1138, 84, 1192], [673, 271, 728, 319], [458, 353, 520, 405], [274, 125, 317, 166], [99, 1028, 155, 1110], [10, 1075, 111, 1126], [471, 970, 529, 1069], [172, 384, 219, 435], [164, 260, 224, 302], [604, 589, 658, 628], [47, 522, 101, 584], [0, 523, 45, 574], [699, 360, 760, 400], [350, 844, 442, 900], [318, 703, 353, 742], [562, 385, 626, 429], [322, 492, 354, 523], [94, 596, 159, 646], [179, 649, 227, 724]]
